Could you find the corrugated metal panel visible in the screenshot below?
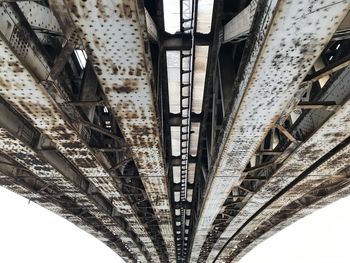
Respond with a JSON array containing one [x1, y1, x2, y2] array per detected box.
[[0, 5, 158, 260], [50, 1, 175, 260], [190, 0, 350, 261]]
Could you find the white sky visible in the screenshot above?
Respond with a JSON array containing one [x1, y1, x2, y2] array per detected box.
[[0, 187, 124, 263], [239, 194, 350, 263], [1, 186, 350, 263]]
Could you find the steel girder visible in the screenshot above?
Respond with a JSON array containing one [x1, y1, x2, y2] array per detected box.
[[212, 96, 350, 261], [222, 0, 257, 43], [190, 0, 350, 262], [207, 57, 350, 262], [0, 3, 159, 262], [228, 142, 350, 262], [47, 0, 175, 261], [0, 129, 135, 262], [0, 167, 137, 262], [223, 1, 350, 44]]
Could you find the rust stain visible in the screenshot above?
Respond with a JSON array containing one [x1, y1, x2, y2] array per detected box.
[[117, 3, 133, 19], [111, 79, 138, 93], [96, 1, 107, 19], [8, 62, 24, 73], [67, 2, 80, 19], [0, 77, 9, 88]]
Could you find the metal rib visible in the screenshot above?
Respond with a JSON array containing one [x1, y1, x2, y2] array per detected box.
[[190, 0, 350, 261], [48, 0, 175, 260]]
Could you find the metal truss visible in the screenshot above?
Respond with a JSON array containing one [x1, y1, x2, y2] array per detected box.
[[1, 1, 350, 262], [190, 0, 350, 262]]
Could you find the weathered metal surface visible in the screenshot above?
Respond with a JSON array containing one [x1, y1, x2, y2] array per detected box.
[[48, 0, 175, 260], [222, 0, 257, 43], [17, 1, 61, 34], [0, 4, 159, 261], [190, 1, 350, 261], [224, 1, 350, 44], [145, 8, 158, 42], [0, 176, 120, 248], [229, 143, 350, 263], [212, 92, 350, 262], [0, 159, 138, 262], [0, 128, 135, 261]]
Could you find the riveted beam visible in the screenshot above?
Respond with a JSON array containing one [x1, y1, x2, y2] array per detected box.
[[190, 0, 350, 261], [0, 153, 135, 262], [210, 73, 350, 262], [47, 1, 176, 260], [222, 0, 257, 43], [0, 3, 159, 261], [228, 139, 350, 262]]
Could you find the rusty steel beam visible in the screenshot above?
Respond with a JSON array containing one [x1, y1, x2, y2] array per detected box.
[[190, 1, 350, 261], [333, 10, 350, 40], [0, 3, 160, 261], [226, 140, 350, 262], [222, 0, 257, 43], [16, 1, 62, 34], [13, 1, 159, 43], [0, 99, 143, 261], [0, 128, 136, 262], [212, 65, 350, 261], [223, 0, 350, 44], [0, 154, 135, 262], [47, 0, 175, 260], [208, 78, 350, 262]]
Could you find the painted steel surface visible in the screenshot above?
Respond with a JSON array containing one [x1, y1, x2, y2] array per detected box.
[[49, 0, 175, 260], [190, 1, 350, 261], [0, 4, 159, 260], [208, 57, 350, 263], [0, 128, 134, 261]]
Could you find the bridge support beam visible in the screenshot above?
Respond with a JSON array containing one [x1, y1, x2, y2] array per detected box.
[[48, 0, 175, 260], [190, 0, 350, 262], [0, 2, 160, 261]]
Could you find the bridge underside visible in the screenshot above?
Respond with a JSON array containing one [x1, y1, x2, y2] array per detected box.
[[0, 0, 350, 262]]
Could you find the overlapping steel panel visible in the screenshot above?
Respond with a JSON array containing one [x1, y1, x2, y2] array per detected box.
[[0, 4, 160, 261], [48, 0, 175, 260], [190, 1, 350, 261]]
